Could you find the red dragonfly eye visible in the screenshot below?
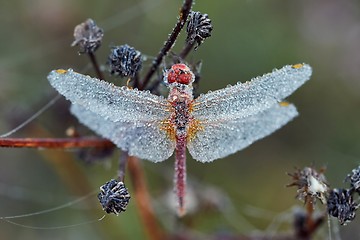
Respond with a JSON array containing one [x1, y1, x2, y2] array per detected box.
[[166, 63, 194, 85]]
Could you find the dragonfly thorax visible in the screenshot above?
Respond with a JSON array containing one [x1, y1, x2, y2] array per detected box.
[[168, 85, 195, 138], [165, 63, 195, 85]]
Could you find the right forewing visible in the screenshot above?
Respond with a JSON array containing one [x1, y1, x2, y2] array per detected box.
[[192, 64, 311, 122]]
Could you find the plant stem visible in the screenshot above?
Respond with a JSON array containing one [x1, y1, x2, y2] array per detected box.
[[88, 52, 104, 80], [139, 0, 193, 90], [118, 151, 128, 182], [0, 137, 114, 148], [178, 42, 195, 61], [127, 156, 165, 240]]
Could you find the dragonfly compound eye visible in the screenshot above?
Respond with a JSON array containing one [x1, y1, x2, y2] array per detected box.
[[166, 63, 194, 85]]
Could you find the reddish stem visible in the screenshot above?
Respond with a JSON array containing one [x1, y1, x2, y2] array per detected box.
[[127, 156, 165, 240], [305, 196, 315, 235], [0, 137, 114, 149], [175, 135, 187, 216]]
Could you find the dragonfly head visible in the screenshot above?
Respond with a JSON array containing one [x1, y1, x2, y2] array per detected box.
[[165, 64, 195, 85]]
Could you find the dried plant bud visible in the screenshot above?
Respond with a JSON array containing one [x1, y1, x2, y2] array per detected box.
[[327, 188, 358, 225], [345, 166, 360, 192], [186, 11, 213, 50], [98, 179, 131, 215], [287, 167, 328, 204], [71, 19, 104, 54], [108, 45, 142, 78]]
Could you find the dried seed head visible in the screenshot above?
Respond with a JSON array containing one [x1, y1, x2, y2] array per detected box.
[[345, 166, 360, 192], [108, 45, 142, 77], [98, 179, 131, 215], [186, 11, 213, 50], [71, 19, 104, 54], [287, 167, 328, 204], [327, 188, 358, 225]]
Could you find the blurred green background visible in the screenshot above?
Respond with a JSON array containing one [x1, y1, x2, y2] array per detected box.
[[1, 0, 360, 239]]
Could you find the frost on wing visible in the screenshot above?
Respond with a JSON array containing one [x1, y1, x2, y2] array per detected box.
[[70, 104, 175, 162], [192, 64, 312, 122], [188, 103, 298, 162], [47, 69, 169, 123]]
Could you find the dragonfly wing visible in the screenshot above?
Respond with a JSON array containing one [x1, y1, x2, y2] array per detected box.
[[48, 69, 169, 122], [193, 64, 311, 121], [71, 104, 175, 162], [188, 103, 298, 162]]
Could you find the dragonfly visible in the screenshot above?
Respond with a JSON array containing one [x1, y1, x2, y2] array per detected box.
[[48, 63, 312, 215]]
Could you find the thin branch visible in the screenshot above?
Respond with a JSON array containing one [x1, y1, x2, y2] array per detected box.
[[0, 137, 114, 149], [139, 0, 193, 90], [178, 42, 195, 60], [305, 196, 314, 228], [88, 52, 104, 80], [127, 156, 165, 240], [118, 151, 128, 182]]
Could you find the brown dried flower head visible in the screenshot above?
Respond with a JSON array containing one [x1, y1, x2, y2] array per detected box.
[[287, 167, 329, 204], [71, 18, 104, 54]]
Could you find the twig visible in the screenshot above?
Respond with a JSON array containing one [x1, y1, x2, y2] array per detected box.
[[178, 42, 195, 60], [88, 52, 104, 80], [127, 156, 165, 240], [139, 0, 193, 90], [305, 196, 314, 230], [118, 151, 128, 182], [0, 137, 114, 148]]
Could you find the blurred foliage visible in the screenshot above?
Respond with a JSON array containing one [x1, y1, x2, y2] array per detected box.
[[1, 0, 360, 239]]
